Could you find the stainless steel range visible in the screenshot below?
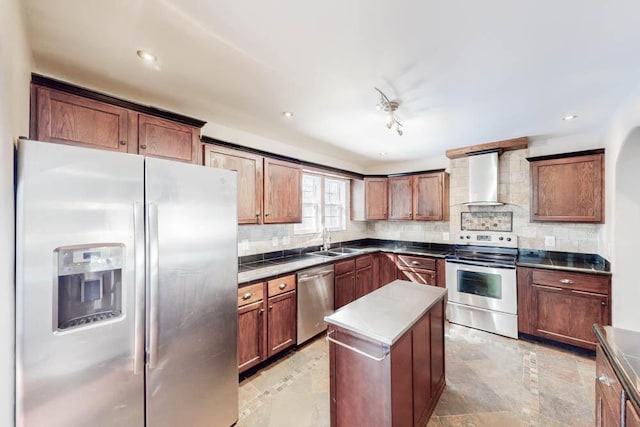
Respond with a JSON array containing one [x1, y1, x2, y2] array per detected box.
[[445, 232, 518, 339]]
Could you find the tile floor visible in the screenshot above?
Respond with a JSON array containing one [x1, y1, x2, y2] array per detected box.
[[237, 323, 595, 427]]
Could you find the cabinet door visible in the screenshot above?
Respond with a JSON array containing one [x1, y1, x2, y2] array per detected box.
[[412, 314, 432, 427], [413, 172, 449, 221], [388, 176, 413, 220], [136, 114, 200, 163], [364, 178, 388, 220], [32, 86, 129, 152], [238, 300, 266, 372], [530, 153, 603, 223], [436, 259, 446, 288], [267, 291, 296, 357], [595, 381, 620, 427], [531, 284, 608, 350], [430, 300, 445, 394], [627, 400, 640, 427], [378, 253, 397, 287], [398, 269, 437, 286], [355, 266, 374, 299], [263, 158, 302, 223], [335, 272, 355, 309], [203, 145, 263, 224]]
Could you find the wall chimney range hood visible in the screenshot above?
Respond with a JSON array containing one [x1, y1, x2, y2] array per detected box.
[[465, 151, 504, 206]]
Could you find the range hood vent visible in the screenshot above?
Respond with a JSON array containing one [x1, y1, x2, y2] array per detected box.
[[464, 151, 504, 206]]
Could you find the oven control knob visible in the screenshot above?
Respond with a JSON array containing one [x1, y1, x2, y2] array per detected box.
[[506, 237, 512, 242], [499, 236, 504, 241], [459, 236, 464, 240], [466, 235, 471, 239]]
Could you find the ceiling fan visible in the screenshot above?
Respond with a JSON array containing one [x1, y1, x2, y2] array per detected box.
[[375, 87, 403, 136]]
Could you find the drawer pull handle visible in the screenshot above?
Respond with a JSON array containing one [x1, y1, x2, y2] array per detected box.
[[411, 261, 420, 266], [560, 279, 574, 284], [598, 374, 612, 386], [119, 140, 127, 146], [242, 292, 252, 300], [326, 330, 389, 362], [278, 283, 286, 290], [140, 144, 147, 149]]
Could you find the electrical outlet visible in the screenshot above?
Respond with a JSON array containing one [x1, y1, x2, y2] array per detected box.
[[241, 239, 250, 251], [272, 237, 279, 247], [442, 232, 450, 241], [544, 236, 555, 248]]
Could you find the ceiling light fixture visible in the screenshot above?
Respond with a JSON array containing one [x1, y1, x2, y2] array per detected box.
[[137, 50, 157, 62], [379, 151, 387, 156], [374, 88, 403, 136], [562, 114, 577, 121], [282, 111, 294, 118]]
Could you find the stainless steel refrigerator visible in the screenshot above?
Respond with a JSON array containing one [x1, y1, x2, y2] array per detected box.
[[15, 139, 238, 427]]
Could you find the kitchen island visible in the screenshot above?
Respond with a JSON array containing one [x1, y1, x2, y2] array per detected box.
[[324, 280, 447, 427]]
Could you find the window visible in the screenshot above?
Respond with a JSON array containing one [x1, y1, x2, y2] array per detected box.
[[294, 173, 348, 234]]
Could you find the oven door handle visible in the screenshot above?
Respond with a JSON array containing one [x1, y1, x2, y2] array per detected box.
[[446, 259, 516, 270]]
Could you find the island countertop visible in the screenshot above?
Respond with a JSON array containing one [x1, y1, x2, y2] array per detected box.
[[324, 280, 447, 346]]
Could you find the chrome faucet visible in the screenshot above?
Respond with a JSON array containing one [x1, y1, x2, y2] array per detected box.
[[322, 227, 331, 251]]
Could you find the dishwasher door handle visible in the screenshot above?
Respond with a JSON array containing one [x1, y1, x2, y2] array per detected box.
[[298, 271, 333, 281]]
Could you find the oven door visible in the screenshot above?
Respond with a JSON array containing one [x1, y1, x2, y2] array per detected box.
[[445, 260, 517, 315]]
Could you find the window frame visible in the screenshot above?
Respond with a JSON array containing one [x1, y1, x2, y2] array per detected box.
[[293, 172, 348, 235]]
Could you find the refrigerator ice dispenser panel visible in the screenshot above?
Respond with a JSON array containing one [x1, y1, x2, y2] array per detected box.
[[55, 244, 124, 331]]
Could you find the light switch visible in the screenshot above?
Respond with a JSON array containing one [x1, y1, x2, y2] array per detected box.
[[272, 237, 279, 247], [442, 232, 450, 241]]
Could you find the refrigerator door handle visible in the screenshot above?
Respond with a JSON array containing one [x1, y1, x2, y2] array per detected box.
[[147, 202, 160, 369], [133, 202, 145, 375]]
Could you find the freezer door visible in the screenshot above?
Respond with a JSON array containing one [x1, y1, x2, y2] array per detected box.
[[16, 140, 145, 427], [145, 157, 238, 426]]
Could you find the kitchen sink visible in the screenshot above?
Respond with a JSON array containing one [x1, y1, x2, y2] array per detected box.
[[329, 247, 363, 254], [309, 250, 343, 258]]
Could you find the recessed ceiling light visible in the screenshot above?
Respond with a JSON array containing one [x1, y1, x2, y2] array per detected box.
[[282, 111, 294, 118], [562, 114, 577, 121], [379, 152, 387, 156], [137, 50, 157, 62]]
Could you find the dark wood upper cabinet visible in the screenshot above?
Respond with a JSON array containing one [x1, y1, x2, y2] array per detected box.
[[529, 152, 604, 223], [263, 158, 302, 224], [31, 86, 129, 152], [388, 176, 413, 220], [364, 177, 388, 220], [413, 172, 449, 221], [134, 114, 200, 163], [203, 145, 264, 224], [30, 83, 203, 164]]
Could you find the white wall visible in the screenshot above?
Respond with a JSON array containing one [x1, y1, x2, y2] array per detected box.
[[601, 91, 640, 331], [0, 0, 32, 425]]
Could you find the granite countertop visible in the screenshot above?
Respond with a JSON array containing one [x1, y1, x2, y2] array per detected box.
[[238, 245, 451, 285], [593, 325, 640, 412], [324, 280, 447, 346], [517, 249, 611, 275]]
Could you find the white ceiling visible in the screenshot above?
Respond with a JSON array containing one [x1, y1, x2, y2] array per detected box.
[[23, 0, 640, 168]]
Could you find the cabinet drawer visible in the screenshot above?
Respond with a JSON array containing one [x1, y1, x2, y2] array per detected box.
[[355, 254, 373, 270], [267, 274, 296, 297], [397, 255, 436, 270], [335, 259, 356, 276], [596, 346, 624, 415], [238, 283, 264, 307], [531, 269, 610, 295]]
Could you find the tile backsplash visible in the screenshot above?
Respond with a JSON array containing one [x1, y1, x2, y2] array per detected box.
[[237, 149, 601, 256], [461, 211, 513, 232]]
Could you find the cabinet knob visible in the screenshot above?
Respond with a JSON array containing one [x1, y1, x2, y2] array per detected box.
[[259, 308, 264, 314], [598, 374, 612, 386], [411, 261, 420, 266], [269, 305, 273, 311], [265, 213, 270, 217], [140, 144, 147, 149], [278, 283, 286, 290], [559, 279, 574, 284], [601, 301, 607, 306], [242, 292, 252, 300], [119, 140, 127, 146]]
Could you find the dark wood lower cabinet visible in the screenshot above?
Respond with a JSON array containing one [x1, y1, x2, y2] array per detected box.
[[398, 268, 436, 286], [335, 272, 355, 310], [328, 295, 446, 427], [628, 400, 640, 427], [377, 253, 397, 287], [267, 291, 296, 357], [355, 266, 374, 299], [436, 259, 446, 288], [238, 300, 266, 372], [518, 267, 611, 350]]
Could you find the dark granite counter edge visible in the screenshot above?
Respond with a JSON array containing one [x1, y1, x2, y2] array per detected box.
[[593, 325, 640, 413], [516, 261, 612, 276]]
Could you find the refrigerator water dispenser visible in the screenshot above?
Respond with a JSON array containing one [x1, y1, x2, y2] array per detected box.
[[55, 244, 124, 331]]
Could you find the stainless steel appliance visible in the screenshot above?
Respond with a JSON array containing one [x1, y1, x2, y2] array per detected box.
[[297, 265, 334, 344], [446, 232, 518, 338], [16, 139, 239, 427]]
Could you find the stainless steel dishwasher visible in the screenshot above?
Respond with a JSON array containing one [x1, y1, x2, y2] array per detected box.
[[297, 265, 334, 345]]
